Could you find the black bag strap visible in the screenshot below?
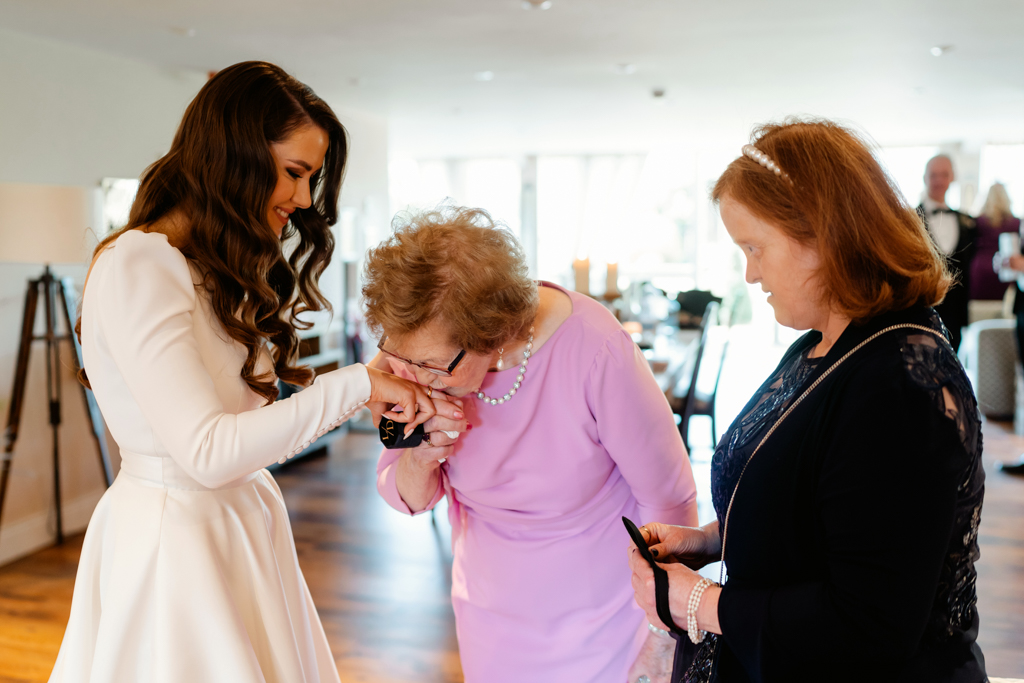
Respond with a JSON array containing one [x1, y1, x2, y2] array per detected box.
[[623, 516, 685, 636]]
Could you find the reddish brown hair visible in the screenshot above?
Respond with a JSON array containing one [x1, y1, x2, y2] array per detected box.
[[713, 119, 950, 323], [362, 206, 538, 353]]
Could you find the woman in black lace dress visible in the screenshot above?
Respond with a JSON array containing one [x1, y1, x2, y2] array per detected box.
[[627, 119, 986, 683]]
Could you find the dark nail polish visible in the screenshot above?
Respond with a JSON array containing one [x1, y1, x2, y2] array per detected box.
[[651, 548, 659, 558], [467, 424, 474, 430]]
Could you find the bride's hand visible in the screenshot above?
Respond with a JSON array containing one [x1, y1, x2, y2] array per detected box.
[[366, 367, 436, 434]]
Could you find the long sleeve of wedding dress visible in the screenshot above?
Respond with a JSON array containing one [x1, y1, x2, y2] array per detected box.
[[83, 229, 370, 487]]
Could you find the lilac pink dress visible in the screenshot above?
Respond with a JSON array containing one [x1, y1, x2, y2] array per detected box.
[[377, 283, 698, 683]]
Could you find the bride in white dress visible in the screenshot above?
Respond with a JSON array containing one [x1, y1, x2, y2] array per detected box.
[[48, 61, 437, 683]]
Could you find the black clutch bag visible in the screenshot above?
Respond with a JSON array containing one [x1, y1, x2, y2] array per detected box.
[[379, 418, 426, 449]]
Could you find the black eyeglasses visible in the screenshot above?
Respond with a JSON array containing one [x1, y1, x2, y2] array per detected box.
[[377, 336, 466, 377]]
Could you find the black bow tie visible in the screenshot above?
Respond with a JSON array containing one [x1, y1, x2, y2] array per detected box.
[[930, 207, 953, 215]]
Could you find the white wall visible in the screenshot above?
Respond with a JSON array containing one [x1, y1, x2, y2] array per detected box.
[[0, 28, 207, 186], [0, 29, 207, 564], [335, 103, 391, 267], [305, 102, 390, 333], [0, 28, 390, 565]]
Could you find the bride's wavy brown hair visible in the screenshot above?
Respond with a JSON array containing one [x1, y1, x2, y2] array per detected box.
[[79, 61, 347, 404]]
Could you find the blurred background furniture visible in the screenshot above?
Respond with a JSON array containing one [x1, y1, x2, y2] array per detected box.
[[676, 289, 722, 329], [675, 301, 725, 452], [960, 318, 1017, 420], [0, 183, 110, 548]]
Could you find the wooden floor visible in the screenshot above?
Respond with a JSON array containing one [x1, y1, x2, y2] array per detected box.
[[0, 432, 463, 683], [973, 419, 1024, 676], [2, 421, 1023, 682]]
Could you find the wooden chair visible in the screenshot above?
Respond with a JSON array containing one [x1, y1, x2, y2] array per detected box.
[[676, 301, 728, 452]]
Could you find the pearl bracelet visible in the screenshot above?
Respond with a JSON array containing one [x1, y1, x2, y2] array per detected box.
[[647, 622, 671, 639], [686, 577, 717, 644]]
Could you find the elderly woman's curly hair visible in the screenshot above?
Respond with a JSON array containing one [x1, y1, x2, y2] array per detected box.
[[362, 206, 538, 353]]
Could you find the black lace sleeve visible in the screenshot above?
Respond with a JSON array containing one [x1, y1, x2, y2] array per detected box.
[[896, 317, 985, 643]]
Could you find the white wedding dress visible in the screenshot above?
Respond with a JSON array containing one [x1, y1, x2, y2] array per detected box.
[[49, 230, 370, 683]]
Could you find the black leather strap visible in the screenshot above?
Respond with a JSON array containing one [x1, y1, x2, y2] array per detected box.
[[622, 516, 685, 634], [652, 562, 685, 636], [623, 516, 690, 682]]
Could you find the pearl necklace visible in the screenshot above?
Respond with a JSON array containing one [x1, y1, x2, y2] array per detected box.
[[477, 327, 534, 406]]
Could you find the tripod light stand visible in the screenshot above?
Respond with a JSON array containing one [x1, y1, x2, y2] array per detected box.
[[0, 183, 113, 547]]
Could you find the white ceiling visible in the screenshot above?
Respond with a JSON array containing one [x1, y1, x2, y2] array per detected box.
[[2, 0, 1023, 157]]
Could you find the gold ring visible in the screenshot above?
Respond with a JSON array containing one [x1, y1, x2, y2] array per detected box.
[[426, 386, 433, 398]]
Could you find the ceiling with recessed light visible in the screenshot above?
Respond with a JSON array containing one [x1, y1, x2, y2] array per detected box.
[[1, 0, 1022, 157]]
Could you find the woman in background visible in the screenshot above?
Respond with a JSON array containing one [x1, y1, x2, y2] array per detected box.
[[363, 206, 699, 683], [51, 62, 434, 683], [970, 182, 1019, 301]]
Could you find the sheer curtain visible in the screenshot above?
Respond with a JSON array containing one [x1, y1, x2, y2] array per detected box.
[[389, 157, 522, 235], [390, 149, 745, 297]]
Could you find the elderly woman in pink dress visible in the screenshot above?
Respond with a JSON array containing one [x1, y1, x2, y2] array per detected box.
[[364, 206, 698, 683]]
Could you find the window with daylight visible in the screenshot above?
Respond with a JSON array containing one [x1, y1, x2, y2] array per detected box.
[[389, 158, 522, 236], [977, 144, 1024, 216], [99, 177, 140, 237], [876, 146, 945, 209]]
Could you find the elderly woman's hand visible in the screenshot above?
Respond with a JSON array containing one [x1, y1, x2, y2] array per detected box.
[[403, 394, 467, 465], [393, 394, 468, 512], [420, 397, 468, 450], [403, 441, 455, 471]]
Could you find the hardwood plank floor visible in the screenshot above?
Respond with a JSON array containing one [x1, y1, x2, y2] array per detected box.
[[0, 432, 463, 683], [0, 537, 79, 683], [274, 434, 462, 683], [2, 421, 1023, 681], [973, 419, 1024, 677]]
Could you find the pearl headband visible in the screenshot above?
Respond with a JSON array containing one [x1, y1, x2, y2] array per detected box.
[[742, 144, 791, 183]]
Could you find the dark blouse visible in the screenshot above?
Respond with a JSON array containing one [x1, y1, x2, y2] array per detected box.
[[710, 306, 986, 683]]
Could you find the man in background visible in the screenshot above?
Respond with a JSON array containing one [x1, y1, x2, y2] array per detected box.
[[916, 154, 977, 351]]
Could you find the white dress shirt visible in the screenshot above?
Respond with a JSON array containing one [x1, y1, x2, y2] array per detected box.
[[922, 195, 960, 256]]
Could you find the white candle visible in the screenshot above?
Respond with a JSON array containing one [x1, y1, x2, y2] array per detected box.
[[605, 262, 619, 296], [573, 258, 590, 295]]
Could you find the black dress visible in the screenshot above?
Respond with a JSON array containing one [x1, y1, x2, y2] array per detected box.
[[709, 306, 986, 683]]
